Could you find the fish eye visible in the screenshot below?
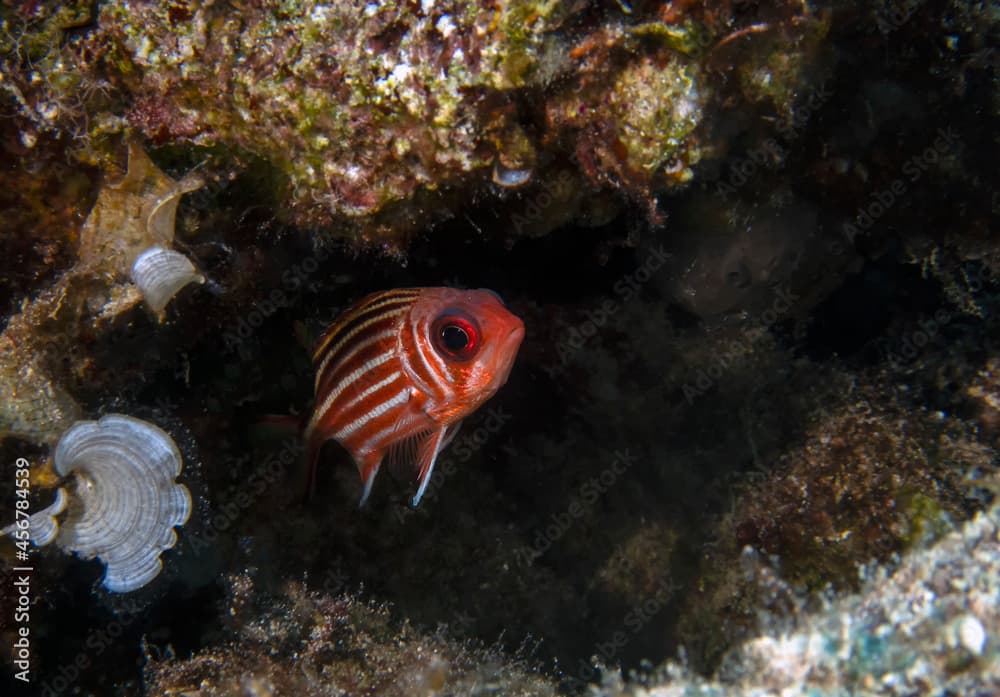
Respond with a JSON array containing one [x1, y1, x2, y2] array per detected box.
[[432, 312, 480, 361]]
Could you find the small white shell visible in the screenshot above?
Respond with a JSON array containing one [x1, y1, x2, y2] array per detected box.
[[1, 487, 67, 547], [130, 246, 204, 314], [492, 160, 533, 188], [54, 414, 192, 593], [956, 614, 986, 655]]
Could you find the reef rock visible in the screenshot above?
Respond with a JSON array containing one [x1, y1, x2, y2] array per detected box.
[[595, 494, 1000, 697], [4, 0, 829, 245]]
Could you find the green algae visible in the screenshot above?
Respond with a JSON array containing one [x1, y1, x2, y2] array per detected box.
[[610, 56, 704, 181], [630, 20, 715, 56]]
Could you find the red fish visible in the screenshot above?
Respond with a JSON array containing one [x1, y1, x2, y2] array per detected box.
[[304, 287, 525, 506]]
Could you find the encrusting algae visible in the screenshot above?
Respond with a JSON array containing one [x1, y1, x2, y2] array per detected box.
[[4, 0, 830, 246]]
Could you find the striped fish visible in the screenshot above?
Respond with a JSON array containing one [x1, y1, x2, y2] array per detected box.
[[305, 287, 525, 506]]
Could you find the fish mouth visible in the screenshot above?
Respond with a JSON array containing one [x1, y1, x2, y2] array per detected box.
[[503, 321, 526, 357], [493, 322, 525, 386], [507, 319, 525, 344]]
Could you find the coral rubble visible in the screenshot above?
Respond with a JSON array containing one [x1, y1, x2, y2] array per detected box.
[[144, 574, 557, 697], [594, 495, 1000, 697]]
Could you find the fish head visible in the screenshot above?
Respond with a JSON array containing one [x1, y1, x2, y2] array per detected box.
[[409, 287, 525, 421]]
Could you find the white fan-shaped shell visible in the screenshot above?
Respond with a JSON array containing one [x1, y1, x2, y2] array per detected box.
[[130, 246, 204, 314], [1, 487, 67, 547], [54, 414, 192, 593], [26, 487, 68, 546]]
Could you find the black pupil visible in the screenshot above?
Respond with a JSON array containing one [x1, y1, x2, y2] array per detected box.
[[441, 324, 469, 352]]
